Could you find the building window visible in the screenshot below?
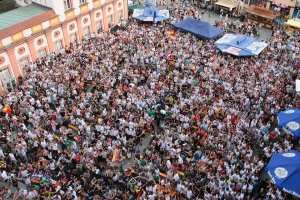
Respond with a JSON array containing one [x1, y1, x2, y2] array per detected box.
[[80, 0, 86, 4], [70, 33, 77, 43], [55, 41, 63, 52], [118, 10, 123, 22], [64, 0, 72, 10], [0, 68, 11, 82], [84, 27, 90, 35], [96, 21, 102, 31], [107, 15, 112, 23], [107, 15, 113, 27], [39, 49, 47, 58], [20, 58, 29, 68]]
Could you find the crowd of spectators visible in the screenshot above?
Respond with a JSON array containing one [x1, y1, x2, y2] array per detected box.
[[0, 1, 300, 200]]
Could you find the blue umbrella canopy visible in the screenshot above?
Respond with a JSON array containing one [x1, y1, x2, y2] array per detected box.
[[277, 108, 300, 138], [215, 34, 268, 56], [145, 1, 153, 7], [133, 8, 169, 22], [266, 150, 300, 198]]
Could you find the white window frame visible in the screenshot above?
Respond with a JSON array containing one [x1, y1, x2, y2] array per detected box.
[[65, 0, 72, 10], [84, 27, 90, 35], [96, 21, 102, 31], [118, 10, 123, 22], [20, 58, 29, 68], [39, 49, 47, 58], [107, 15, 113, 24], [55, 41, 63, 52], [0, 68, 11, 82], [70, 34, 77, 43]]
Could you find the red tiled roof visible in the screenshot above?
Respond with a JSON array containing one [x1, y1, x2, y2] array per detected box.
[[0, 10, 57, 39]]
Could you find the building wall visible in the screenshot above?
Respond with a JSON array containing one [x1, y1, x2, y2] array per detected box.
[[0, 0, 128, 94], [265, 0, 296, 18]]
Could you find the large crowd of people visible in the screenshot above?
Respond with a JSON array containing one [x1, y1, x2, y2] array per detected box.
[[0, 1, 300, 200]]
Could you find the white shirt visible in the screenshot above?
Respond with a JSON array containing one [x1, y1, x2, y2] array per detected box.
[[187, 189, 193, 199]]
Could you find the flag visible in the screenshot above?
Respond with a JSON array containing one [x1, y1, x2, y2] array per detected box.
[[112, 149, 121, 162], [125, 169, 134, 176], [61, 178, 68, 184], [166, 30, 174, 34], [166, 30, 176, 39], [137, 188, 144, 199], [32, 179, 41, 184], [53, 181, 62, 190], [2, 105, 12, 116], [42, 177, 49, 184], [168, 34, 176, 39]]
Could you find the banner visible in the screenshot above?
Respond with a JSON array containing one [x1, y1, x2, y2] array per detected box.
[[158, 10, 170, 18], [246, 41, 268, 55], [223, 46, 241, 56], [133, 9, 144, 18], [215, 34, 237, 44]]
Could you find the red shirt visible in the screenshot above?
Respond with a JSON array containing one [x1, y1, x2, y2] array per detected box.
[[231, 117, 237, 124]]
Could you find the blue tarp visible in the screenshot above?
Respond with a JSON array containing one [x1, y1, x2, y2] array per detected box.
[[215, 34, 268, 56], [172, 18, 224, 40], [266, 150, 300, 198]]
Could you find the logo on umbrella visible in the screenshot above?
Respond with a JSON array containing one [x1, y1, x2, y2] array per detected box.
[[275, 167, 288, 179], [282, 153, 296, 157], [284, 110, 295, 114], [287, 121, 300, 131]]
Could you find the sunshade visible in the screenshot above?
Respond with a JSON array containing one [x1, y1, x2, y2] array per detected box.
[[266, 150, 300, 198], [277, 108, 300, 138], [215, 34, 268, 56]]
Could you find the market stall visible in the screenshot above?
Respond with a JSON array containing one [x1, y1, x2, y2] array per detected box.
[[284, 19, 300, 28], [245, 5, 281, 29], [214, 0, 239, 16], [283, 19, 300, 33]]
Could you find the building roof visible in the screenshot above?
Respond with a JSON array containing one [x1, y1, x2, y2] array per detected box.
[[245, 5, 281, 20], [0, 3, 57, 39]]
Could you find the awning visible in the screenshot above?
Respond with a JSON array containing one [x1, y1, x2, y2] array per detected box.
[[214, 2, 236, 11], [284, 20, 300, 29]]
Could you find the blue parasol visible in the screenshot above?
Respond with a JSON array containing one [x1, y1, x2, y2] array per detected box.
[[145, 1, 153, 7], [133, 8, 169, 22], [215, 34, 268, 56], [277, 108, 300, 138], [266, 150, 300, 198]]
